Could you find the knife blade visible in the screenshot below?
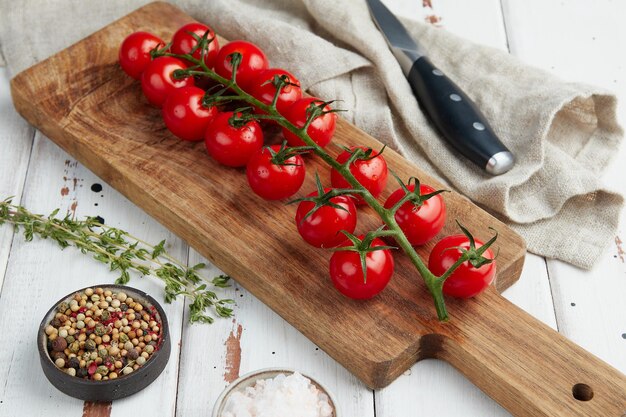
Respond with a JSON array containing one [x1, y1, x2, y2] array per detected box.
[[366, 0, 515, 175]]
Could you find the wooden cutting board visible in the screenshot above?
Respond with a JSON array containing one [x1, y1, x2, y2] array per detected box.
[[10, 2, 626, 416]]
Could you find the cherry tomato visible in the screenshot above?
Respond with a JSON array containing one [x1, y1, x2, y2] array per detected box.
[[204, 112, 264, 167], [141, 57, 194, 107], [246, 145, 306, 200], [282, 98, 337, 148], [214, 41, 269, 91], [329, 236, 394, 299], [248, 68, 302, 115], [119, 31, 165, 80], [383, 184, 446, 246], [428, 235, 496, 298], [162, 86, 217, 142], [170, 22, 220, 68], [330, 147, 388, 205], [295, 189, 357, 248]]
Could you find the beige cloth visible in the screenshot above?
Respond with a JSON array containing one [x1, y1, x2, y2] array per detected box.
[[1, 0, 622, 269]]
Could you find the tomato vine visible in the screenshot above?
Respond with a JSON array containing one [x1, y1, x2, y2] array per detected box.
[[156, 43, 470, 321]]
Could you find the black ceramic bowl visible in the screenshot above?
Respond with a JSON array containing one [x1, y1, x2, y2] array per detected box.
[[38, 284, 170, 401]]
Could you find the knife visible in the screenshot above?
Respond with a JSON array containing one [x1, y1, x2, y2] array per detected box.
[[366, 0, 515, 175]]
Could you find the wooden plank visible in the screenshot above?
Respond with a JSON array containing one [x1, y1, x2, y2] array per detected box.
[[501, 255, 556, 329], [9, 1, 527, 391], [0, 134, 187, 416], [175, 252, 376, 417], [427, 0, 508, 49], [174, 259, 239, 416], [0, 67, 35, 289], [385, 0, 507, 50], [501, 0, 626, 375], [376, 1, 555, 415]]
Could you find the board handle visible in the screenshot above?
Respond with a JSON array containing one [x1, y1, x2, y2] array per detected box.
[[438, 288, 626, 417]]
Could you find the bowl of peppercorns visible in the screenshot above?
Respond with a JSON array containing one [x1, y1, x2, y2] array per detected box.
[[38, 284, 171, 401]]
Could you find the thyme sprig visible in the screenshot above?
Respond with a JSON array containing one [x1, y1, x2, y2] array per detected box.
[[0, 198, 234, 324]]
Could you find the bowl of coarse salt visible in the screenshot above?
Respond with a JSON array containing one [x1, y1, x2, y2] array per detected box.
[[212, 368, 338, 417]]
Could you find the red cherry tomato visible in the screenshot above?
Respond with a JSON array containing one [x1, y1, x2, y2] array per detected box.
[[428, 235, 496, 298], [383, 184, 446, 246], [171, 22, 220, 68], [248, 68, 302, 115], [204, 112, 264, 167], [295, 189, 357, 248], [282, 98, 337, 148], [162, 86, 217, 142], [246, 145, 306, 200], [119, 31, 165, 80], [329, 237, 394, 299], [141, 57, 194, 107], [214, 41, 269, 91], [330, 146, 388, 205]]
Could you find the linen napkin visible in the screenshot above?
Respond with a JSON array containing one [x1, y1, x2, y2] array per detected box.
[[0, 0, 622, 269]]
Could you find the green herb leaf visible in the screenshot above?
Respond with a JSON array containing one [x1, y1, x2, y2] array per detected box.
[[0, 200, 234, 325]]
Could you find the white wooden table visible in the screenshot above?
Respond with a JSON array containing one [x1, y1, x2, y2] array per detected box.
[[1, 1, 625, 416]]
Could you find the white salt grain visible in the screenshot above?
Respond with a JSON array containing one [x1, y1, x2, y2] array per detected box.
[[221, 372, 333, 417]]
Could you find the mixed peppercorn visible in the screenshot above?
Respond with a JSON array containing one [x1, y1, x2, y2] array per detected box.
[[44, 287, 162, 381]]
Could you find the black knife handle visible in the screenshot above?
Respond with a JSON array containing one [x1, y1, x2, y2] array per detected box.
[[407, 56, 514, 175]]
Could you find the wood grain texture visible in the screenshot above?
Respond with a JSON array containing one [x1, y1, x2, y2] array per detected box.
[[0, 67, 35, 290], [8, 2, 626, 415]]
